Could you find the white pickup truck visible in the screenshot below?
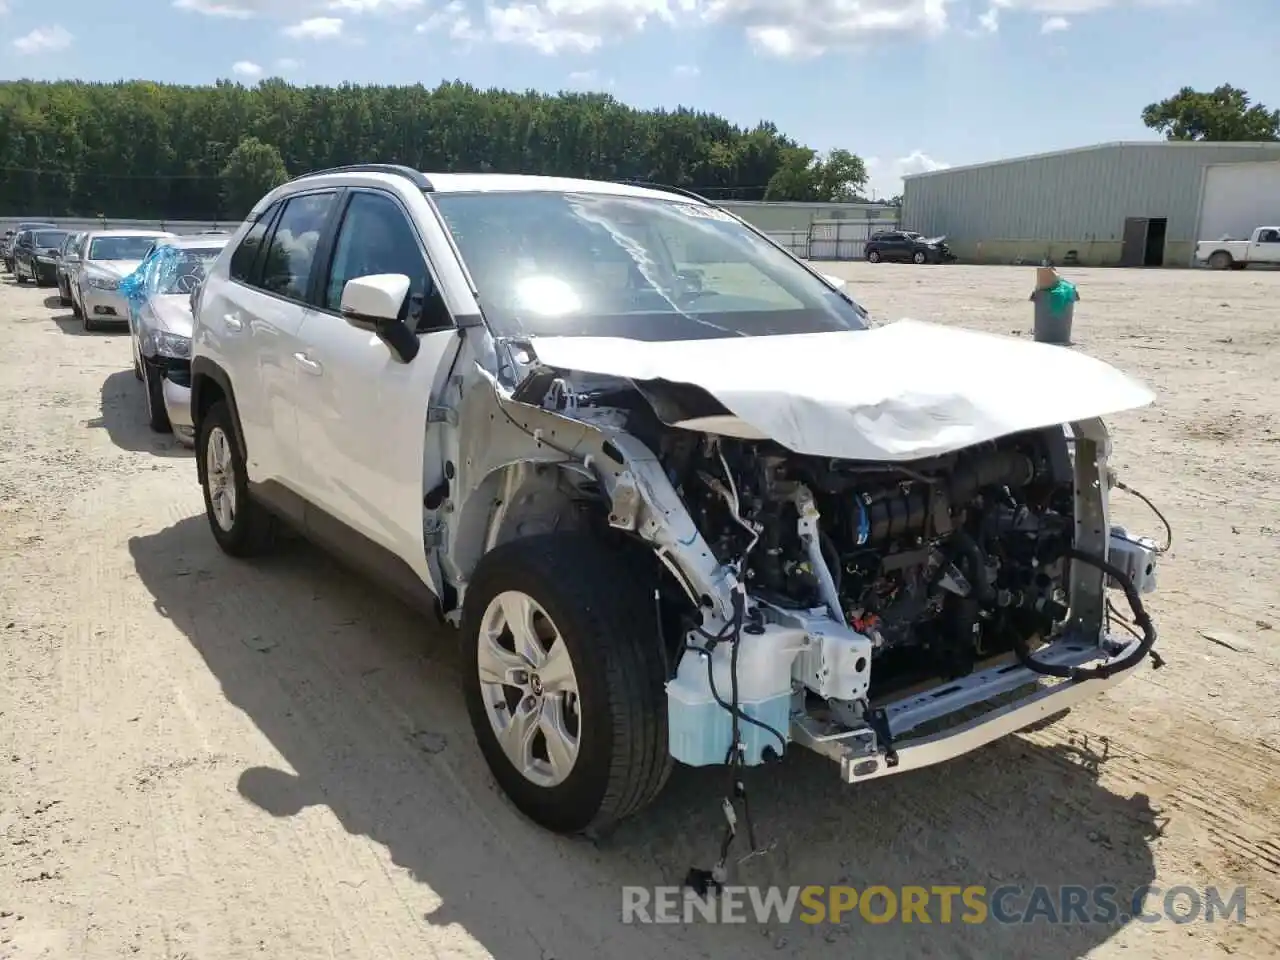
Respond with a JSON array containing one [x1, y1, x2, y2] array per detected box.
[[1196, 226, 1280, 270]]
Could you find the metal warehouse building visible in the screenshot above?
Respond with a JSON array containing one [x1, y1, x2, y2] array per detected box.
[[900, 141, 1280, 267]]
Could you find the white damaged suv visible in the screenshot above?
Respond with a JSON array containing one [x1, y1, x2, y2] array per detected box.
[[189, 166, 1164, 837]]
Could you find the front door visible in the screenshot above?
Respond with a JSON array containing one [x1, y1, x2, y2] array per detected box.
[[292, 188, 461, 589]]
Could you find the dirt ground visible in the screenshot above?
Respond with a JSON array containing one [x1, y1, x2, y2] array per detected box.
[[1, 263, 1277, 959]]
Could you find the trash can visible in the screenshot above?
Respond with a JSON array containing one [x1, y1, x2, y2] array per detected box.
[[1029, 277, 1079, 345]]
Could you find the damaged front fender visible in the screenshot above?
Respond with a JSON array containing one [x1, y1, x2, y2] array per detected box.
[[443, 365, 739, 622]]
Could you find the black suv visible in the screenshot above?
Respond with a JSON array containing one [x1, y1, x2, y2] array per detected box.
[[865, 230, 954, 264]]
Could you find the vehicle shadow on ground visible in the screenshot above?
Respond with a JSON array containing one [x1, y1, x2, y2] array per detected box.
[[87, 369, 191, 458], [51, 312, 123, 338], [129, 517, 1160, 960]]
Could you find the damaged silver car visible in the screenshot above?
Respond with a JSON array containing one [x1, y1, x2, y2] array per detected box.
[[189, 167, 1165, 846]]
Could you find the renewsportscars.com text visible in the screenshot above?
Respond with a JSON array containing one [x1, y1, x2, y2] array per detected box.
[[621, 884, 1247, 926]]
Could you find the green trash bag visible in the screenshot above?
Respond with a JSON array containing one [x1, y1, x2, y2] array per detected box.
[[1046, 278, 1079, 316]]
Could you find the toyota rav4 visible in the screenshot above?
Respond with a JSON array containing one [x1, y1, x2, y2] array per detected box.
[[189, 165, 1165, 841]]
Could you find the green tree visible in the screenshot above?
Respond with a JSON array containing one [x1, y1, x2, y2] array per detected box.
[[0, 79, 866, 216], [219, 136, 289, 217], [763, 147, 869, 202], [1141, 85, 1280, 142], [814, 148, 868, 202]]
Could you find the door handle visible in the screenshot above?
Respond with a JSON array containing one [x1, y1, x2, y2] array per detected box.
[[294, 352, 323, 375], [224, 314, 244, 332]]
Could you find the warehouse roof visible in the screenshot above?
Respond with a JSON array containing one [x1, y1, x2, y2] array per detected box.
[[902, 140, 1280, 181]]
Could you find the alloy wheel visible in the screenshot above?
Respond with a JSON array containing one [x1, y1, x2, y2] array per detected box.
[[205, 425, 238, 532], [477, 590, 582, 788]]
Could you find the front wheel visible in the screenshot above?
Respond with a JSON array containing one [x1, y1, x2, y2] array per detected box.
[[142, 361, 171, 433], [461, 534, 672, 834]]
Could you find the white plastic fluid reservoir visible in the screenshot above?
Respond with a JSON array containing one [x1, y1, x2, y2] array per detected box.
[[666, 622, 806, 767]]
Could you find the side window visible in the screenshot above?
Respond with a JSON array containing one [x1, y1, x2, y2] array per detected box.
[[323, 191, 430, 314], [261, 192, 337, 300], [229, 202, 281, 284]]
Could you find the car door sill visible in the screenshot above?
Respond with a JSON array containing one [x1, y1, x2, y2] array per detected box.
[[248, 479, 440, 618]]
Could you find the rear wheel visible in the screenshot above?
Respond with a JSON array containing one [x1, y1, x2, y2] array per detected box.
[[198, 400, 276, 557], [1208, 251, 1233, 270], [867, 250, 882, 263], [461, 534, 671, 834], [912, 250, 928, 265]]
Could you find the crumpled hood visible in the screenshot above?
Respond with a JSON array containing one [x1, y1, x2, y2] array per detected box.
[[148, 295, 194, 337], [527, 319, 1155, 461], [86, 260, 142, 281]]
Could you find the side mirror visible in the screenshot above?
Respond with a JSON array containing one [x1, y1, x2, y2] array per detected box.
[[820, 273, 847, 292], [341, 274, 420, 364]]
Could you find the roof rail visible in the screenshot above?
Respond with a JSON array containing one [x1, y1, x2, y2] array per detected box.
[[612, 180, 715, 206], [290, 164, 433, 191]]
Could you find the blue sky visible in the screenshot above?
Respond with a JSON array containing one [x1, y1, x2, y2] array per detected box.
[[1, 0, 1277, 198]]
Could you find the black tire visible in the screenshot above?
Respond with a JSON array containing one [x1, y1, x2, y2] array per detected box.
[[461, 534, 671, 834], [867, 250, 882, 264], [197, 400, 276, 558], [912, 250, 927, 265], [59, 288, 71, 306], [14, 267, 26, 285], [71, 291, 83, 319], [1208, 251, 1232, 271], [134, 357, 143, 380], [142, 361, 171, 433]]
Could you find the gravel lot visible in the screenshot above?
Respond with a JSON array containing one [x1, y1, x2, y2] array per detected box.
[[1, 263, 1278, 959]]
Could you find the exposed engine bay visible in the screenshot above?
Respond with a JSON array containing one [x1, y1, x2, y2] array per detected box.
[[668, 428, 1077, 693], [509, 366, 1163, 781]]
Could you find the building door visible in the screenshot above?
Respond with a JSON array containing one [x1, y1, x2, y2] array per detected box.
[[1143, 218, 1167, 267], [1121, 217, 1149, 267]]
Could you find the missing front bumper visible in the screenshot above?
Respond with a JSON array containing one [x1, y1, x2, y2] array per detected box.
[[792, 631, 1147, 782]]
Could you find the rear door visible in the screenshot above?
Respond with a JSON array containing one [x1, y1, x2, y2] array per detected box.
[[214, 191, 341, 484], [292, 187, 461, 588]]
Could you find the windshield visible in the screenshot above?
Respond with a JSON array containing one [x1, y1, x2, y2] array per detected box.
[[34, 231, 67, 249], [431, 191, 868, 341], [151, 247, 222, 296], [89, 235, 163, 261]]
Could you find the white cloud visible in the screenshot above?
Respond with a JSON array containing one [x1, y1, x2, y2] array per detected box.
[[565, 68, 614, 88], [1040, 14, 1069, 30], [868, 150, 949, 199], [673, 63, 699, 77], [283, 15, 344, 36], [416, 0, 481, 38], [232, 59, 265, 76], [172, 0, 259, 16], [275, 56, 303, 70], [176, 0, 1191, 60], [328, 0, 424, 10], [709, 0, 950, 58], [12, 25, 73, 54]]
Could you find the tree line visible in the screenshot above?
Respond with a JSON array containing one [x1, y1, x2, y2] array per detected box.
[[0, 79, 870, 220]]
